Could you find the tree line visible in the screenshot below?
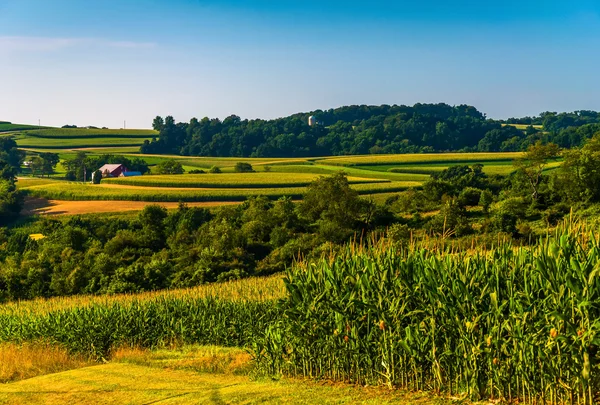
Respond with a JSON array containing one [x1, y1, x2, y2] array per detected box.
[[141, 104, 600, 157]]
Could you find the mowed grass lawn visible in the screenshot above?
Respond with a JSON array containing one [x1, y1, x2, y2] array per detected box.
[[0, 347, 447, 405]]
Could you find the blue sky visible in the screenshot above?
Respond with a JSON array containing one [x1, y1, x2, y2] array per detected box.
[[1, 0, 599, 128]]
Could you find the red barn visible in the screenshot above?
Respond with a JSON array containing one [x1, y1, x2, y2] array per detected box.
[[98, 164, 126, 178]]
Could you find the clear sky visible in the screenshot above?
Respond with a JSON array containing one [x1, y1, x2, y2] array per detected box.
[[1, 0, 599, 128]]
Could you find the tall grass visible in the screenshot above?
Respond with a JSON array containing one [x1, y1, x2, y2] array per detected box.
[[255, 221, 600, 403], [0, 342, 91, 382]]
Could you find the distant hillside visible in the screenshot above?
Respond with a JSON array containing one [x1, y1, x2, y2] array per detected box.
[[0, 122, 47, 132], [142, 104, 600, 158]]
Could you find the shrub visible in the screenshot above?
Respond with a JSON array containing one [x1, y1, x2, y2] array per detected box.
[[457, 187, 482, 207], [234, 162, 254, 173], [154, 160, 184, 175], [209, 166, 222, 174]]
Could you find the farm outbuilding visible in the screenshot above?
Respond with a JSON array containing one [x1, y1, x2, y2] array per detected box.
[[120, 171, 142, 177]]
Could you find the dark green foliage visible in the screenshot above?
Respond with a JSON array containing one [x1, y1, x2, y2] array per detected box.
[[0, 174, 392, 302], [154, 159, 184, 175], [234, 162, 254, 173], [0, 138, 24, 224]]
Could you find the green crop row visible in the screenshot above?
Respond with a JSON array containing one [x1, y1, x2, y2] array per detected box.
[[254, 223, 600, 403], [103, 173, 388, 189], [20, 180, 417, 202], [317, 152, 522, 167], [23, 128, 158, 138]]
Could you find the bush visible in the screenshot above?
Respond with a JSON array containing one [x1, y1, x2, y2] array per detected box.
[[458, 187, 482, 207], [234, 162, 254, 173], [209, 166, 222, 174], [188, 169, 206, 174], [387, 223, 411, 244], [154, 160, 184, 175]]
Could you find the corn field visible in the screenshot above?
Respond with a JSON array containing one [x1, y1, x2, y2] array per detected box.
[[254, 222, 600, 404], [0, 277, 283, 361]]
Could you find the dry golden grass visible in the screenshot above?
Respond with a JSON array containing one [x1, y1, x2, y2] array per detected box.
[[112, 345, 253, 375], [0, 342, 91, 383]]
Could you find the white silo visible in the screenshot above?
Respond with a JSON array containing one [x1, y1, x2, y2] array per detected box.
[[308, 115, 316, 127]]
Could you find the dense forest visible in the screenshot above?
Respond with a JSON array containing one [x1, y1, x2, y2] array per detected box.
[[141, 104, 600, 157]]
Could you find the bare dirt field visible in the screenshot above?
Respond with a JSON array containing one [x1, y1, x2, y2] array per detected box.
[[23, 198, 239, 216]]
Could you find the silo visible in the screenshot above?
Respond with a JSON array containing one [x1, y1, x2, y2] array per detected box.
[[308, 115, 316, 127]]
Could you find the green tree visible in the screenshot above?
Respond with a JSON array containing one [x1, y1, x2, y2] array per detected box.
[[152, 116, 164, 131], [513, 142, 560, 200], [479, 189, 493, 214], [298, 172, 365, 242], [39, 152, 60, 177], [556, 134, 600, 202], [154, 160, 184, 175], [234, 162, 254, 173]]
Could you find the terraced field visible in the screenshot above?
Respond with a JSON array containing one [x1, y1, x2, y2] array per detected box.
[[316, 152, 523, 166], [0, 123, 45, 132], [20, 177, 418, 202], [103, 173, 389, 188], [12, 128, 156, 150]]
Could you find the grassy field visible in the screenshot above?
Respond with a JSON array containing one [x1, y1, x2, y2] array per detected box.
[[503, 123, 544, 130], [21, 128, 157, 138], [315, 152, 522, 166], [103, 173, 389, 188], [7, 127, 156, 150], [0, 123, 46, 132], [15, 135, 154, 149], [0, 348, 443, 404]]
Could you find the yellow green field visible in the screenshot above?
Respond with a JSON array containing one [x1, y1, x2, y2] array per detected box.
[[0, 347, 443, 405], [102, 172, 389, 188]]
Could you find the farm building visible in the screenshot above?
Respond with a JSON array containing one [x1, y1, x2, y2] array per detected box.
[[120, 171, 142, 177], [98, 164, 125, 178], [97, 164, 141, 178]]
